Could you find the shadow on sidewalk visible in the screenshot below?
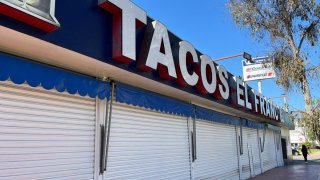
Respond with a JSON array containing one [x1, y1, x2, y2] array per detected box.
[[287, 159, 320, 165], [289, 153, 320, 165], [250, 156, 320, 180]]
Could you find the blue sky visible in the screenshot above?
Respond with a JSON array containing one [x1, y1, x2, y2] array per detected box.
[[132, 0, 319, 111]]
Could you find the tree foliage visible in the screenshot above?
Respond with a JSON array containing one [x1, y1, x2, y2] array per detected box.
[[228, 0, 320, 114], [297, 99, 320, 142]]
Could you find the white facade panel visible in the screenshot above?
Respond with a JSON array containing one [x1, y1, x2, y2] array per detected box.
[[261, 130, 277, 172], [194, 120, 239, 180], [105, 103, 191, 180], [0, 81, 96, 180], [281, 128, 292, 158]]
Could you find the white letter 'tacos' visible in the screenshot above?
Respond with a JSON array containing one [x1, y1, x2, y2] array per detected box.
[[138, 21, 177, 79], [99, 0, 147, 62]]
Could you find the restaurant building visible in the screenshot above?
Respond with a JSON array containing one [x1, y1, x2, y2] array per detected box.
[[0, 0, 293, 179]]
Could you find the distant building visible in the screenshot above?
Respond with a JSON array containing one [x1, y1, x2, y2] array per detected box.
[[290, 126, 307, 146]]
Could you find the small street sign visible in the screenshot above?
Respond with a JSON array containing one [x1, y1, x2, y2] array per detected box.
[[242, 56, 276, 81]]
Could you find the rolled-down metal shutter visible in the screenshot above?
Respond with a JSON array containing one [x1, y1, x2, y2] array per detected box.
[[240, 128, 262, 179], [261, 130, 277, 172], [105, 103, 191, 180], [274, 131, 283, 167], [248, 129, 262, 176], [194, 120, 239, 180], [0, 81, 97, 180]]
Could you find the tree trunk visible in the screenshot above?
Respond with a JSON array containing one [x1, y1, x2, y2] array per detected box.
[[295, 52, 313, 114], [315, 114, 320, 142], [302, 76, 313, 114]]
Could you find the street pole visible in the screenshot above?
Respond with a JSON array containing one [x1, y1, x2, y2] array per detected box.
[[212, 53, 244, 62], [258, 80, 262, 94], [283, 95, 287, 112], [212, 52, 253, 62]]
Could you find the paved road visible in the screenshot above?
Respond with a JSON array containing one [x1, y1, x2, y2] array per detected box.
[[251, 151, 320, 180]]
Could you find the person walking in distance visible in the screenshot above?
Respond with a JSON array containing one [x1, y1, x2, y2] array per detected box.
[[301, 145, 309, 163]]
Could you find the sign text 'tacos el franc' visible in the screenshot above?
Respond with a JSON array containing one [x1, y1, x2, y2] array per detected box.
[[98, 0, 280, 121]]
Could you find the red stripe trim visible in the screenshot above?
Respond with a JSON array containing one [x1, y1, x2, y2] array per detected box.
[[0, 3, 59, 32]]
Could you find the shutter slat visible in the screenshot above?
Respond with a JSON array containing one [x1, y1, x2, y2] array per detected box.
[[0, 152, 94, 160], [0, 90, 95, 110], [0, 98, 95, 115], [0, 106, 94, 120], [0, 113, 95, 125]]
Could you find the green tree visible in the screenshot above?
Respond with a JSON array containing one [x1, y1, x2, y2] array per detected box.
[[228, 0, 320, 115], [299, 99, 320, 142]]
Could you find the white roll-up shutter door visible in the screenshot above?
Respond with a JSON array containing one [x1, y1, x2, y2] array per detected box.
[[240, 128, 262, 179], [274, 131, 283, 167], [0, 81, 97, 180], [105, 103, 191, 180], [250, 129, 262, 176], [194, 120, 239, 180], [239, 127, 250, 180], [261, 129, 277, 172]]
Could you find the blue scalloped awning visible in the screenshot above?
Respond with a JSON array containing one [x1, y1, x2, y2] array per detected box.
[[195, 106, 241, 126], [0, 53, 109, 99], [241, 119, 265, 129], [267, 124, 281, 131], [115, 83, 269, 128], [195, 107, 267, 129], [115, 83, 193, 117]]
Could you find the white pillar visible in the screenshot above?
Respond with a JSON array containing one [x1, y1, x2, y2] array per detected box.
[[258, 80, 262, 94]]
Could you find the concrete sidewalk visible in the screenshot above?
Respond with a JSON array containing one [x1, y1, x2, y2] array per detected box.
[[251, 152, 320, 180]]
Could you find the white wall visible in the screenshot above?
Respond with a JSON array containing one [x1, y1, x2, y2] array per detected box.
[[282, 128, 293, 159]]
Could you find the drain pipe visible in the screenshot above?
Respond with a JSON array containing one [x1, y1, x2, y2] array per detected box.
[[100, 81, 115, 174]]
